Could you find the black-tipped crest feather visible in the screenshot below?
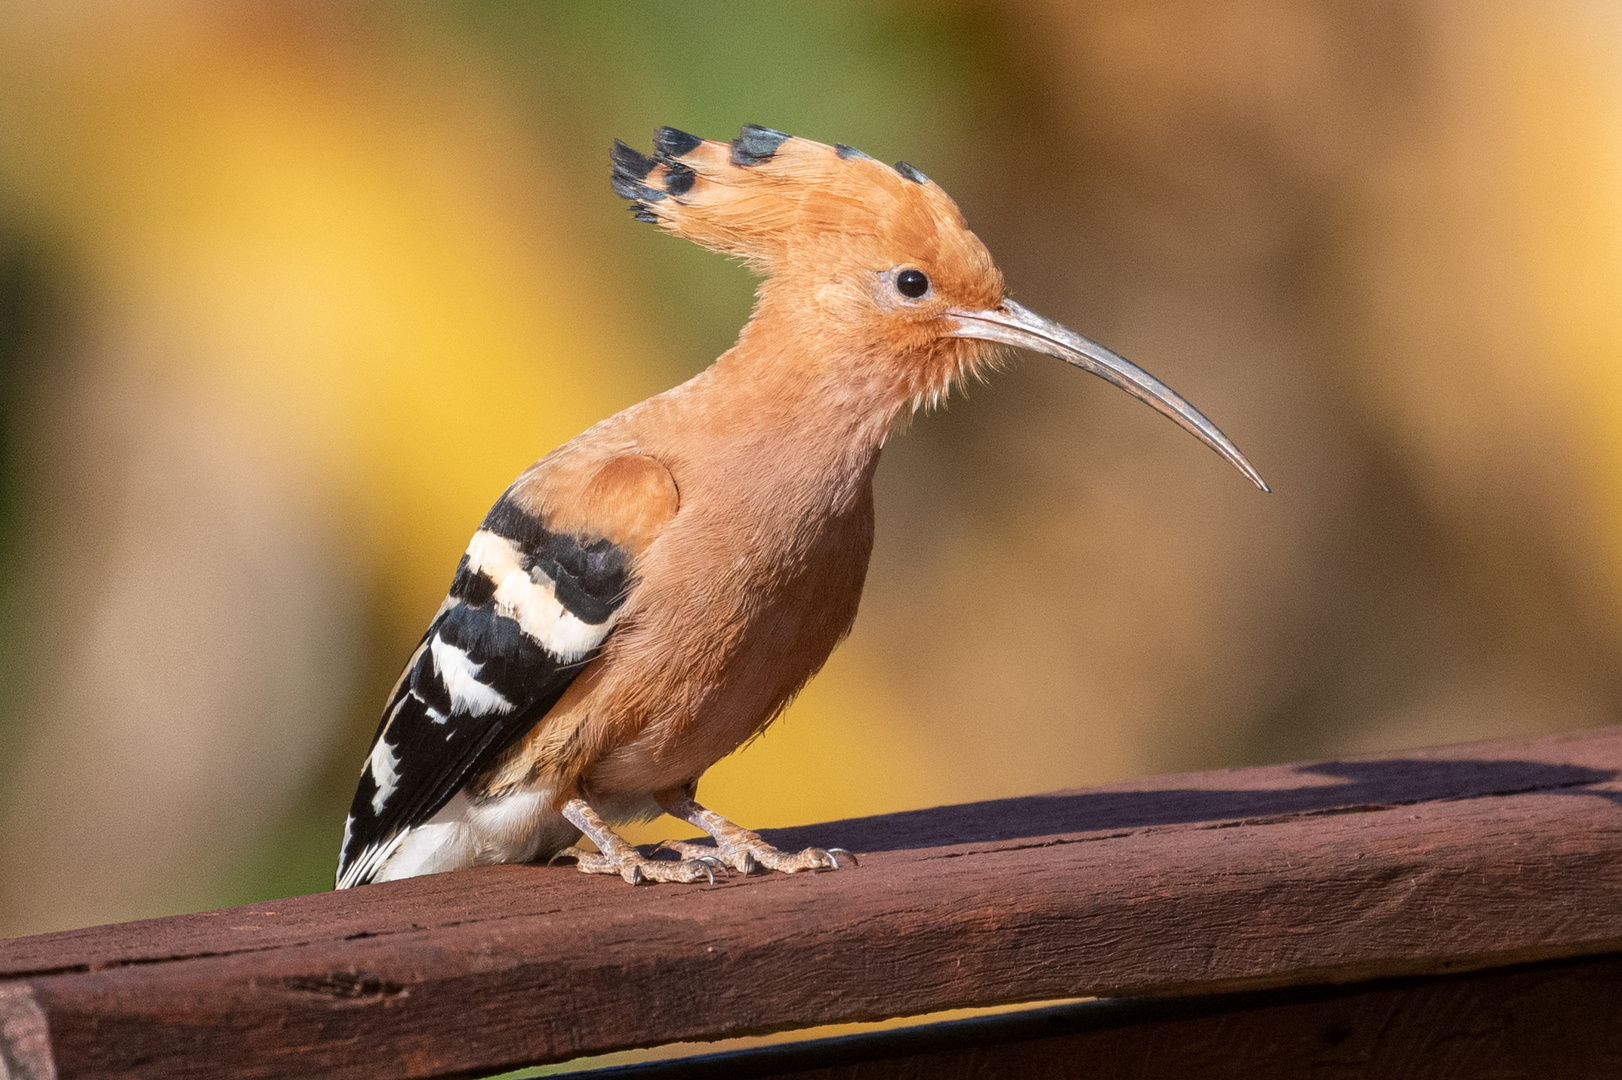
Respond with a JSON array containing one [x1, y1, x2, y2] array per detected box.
[[894, 161, 930, 185], [663, 161, 697, 196], [611, 139, 667, 219], [653, 126, 703, 158], [611, 139, 656, 180], [731, 124, 791, 167]]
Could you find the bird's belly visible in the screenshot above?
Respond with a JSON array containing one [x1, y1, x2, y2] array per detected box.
[[586, 524, 872, 799], [585, 599, 843, 798]]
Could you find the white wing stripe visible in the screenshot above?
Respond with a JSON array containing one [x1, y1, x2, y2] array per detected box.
[[338, 829, 409, 890], [429, 634, 514, 717], [367, 738, 401, 815], [464, 529, 617, 662]]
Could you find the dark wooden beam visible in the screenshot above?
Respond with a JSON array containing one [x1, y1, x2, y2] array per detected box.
[[589, 953, 1622, 1080], [3, 727, 1621, 1079]]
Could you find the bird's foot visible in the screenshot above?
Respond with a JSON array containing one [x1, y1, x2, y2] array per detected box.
[[549, 845, 722, 886], [653, 791, 860, 876], [656, 837, 856, 876], [554, 797, 724, 886]]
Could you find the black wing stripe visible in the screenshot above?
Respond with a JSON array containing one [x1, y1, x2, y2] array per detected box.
[[337, 490, 637, 887], [339, 604, 577, 882], [448, 555, 496, 606], [482, 499, 632, 624]]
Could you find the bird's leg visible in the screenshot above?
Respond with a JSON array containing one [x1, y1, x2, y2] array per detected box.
[[654, 792, 855, 875], [551, 797, 720, 885]]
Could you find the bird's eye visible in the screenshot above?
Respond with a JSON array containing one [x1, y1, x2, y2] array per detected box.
[[896, 268, 930, 299]]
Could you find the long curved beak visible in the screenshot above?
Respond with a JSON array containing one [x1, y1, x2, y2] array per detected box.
[[949, 299, 1269, 492]]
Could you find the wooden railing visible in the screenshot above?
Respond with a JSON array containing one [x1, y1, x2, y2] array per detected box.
[[4, 727, 1622, 1079]]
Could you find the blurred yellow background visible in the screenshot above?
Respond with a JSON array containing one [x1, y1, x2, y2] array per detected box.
[[1, 0, 1620, 938]]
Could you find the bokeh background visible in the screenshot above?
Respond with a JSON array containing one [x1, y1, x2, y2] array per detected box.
[[1, 0, 1620, 938]]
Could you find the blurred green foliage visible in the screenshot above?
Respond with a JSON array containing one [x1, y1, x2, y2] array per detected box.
[[443, 0, 1012, 374]]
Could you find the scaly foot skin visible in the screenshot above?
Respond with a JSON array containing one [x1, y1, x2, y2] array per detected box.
[[655, 836, 856, 875], [654, 791, 859, 876], [557, 796, 724, 886], [549, 845, 721, 885]]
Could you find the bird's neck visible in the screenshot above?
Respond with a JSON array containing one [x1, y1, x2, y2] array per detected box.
[[705, 311, 913, 457], [637, 311, 910, 524]]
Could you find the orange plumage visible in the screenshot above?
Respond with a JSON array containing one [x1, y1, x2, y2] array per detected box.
[[336, 125, 1265, 889]]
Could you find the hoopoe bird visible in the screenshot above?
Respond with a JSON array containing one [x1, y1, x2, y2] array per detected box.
[[336, 125, 1267, 889]]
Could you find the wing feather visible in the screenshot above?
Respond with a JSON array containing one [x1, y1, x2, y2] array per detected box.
[[335, 453, 677, 887]]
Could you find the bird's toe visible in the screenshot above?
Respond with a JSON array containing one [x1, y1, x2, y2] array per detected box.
[[550, 847, 625, 877], [636, 857, 718, 885], [554, 843, 718, 885], [773, 846, 838, 874], [723, 841, 851, 875], [656, 838, 761, 874], [655, 839, 721, 863], [548, 846, 590, 867]]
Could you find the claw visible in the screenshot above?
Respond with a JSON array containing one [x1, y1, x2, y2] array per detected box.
[[548, 847, 585, 867]]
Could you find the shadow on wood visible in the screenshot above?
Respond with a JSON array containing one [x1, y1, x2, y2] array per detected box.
[[759, 752, 1622, 854]]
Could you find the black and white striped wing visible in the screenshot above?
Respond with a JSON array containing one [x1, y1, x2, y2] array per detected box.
[[336, 494, 632, 888]]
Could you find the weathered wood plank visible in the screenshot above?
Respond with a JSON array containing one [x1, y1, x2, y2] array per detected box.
[[3, 727, 1621, 1079], [588, 953, 1622, 1080]]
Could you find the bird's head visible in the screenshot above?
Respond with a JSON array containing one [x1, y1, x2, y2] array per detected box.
[[613, 126, 1267, 491]]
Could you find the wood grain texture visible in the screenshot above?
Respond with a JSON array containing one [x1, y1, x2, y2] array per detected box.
[[595, 953, 1622, 1079], [4, 727, 1622, 1079]]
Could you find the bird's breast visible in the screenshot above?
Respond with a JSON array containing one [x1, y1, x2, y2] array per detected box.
[[582, 448, 880, 797]]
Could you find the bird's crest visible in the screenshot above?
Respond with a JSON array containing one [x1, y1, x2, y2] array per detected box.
[[612, 125, 979, 278]]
